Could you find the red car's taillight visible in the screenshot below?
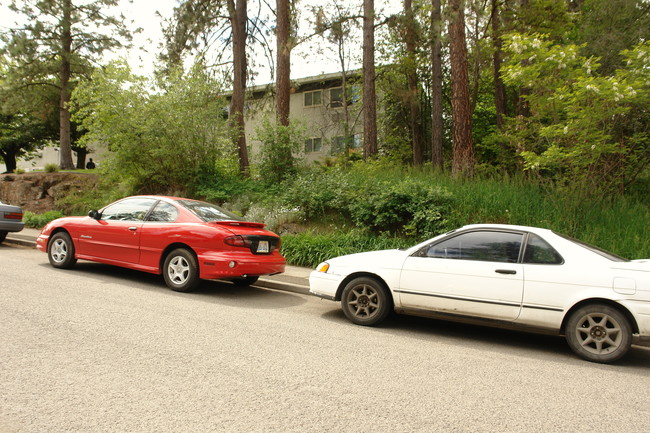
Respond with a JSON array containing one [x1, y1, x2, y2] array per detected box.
[[224, 235, 280, 254], [224, 235, 253, 248], [4, 212, 22, 220]]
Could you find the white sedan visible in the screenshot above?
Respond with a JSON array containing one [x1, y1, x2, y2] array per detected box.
[[309, 224, 650, 363]]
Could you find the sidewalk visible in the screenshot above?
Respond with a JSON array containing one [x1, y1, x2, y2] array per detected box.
[[4, 228, 312, 295]]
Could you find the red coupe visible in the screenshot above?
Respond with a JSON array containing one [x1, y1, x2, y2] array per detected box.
[[36, 196, 286, 292]]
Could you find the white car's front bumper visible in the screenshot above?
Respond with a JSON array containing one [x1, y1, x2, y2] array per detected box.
[[309, 270, 345, 301]]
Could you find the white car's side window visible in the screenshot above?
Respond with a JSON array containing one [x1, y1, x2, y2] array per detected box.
[[522, 234, 564, 264], [424, 231, 523, 263]]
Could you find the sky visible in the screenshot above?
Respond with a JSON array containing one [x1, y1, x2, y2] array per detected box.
[[0, 0, 401, 85]]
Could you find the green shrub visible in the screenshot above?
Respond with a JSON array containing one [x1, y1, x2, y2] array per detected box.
[[281, 230, 413, 268], [348, 179, 454, 237], [44, 164, 59, 173], [23, 210, 64, 228]]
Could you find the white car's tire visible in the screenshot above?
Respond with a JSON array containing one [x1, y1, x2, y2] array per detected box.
[[565, 304, 632, 364], [341, 277, 392, 326]]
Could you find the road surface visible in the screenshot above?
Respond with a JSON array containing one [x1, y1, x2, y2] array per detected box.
[[1, 245, 649, 432]]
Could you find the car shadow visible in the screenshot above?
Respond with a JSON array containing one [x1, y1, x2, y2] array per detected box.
[[37, 261, 307, 310], [192, 279, 308, 310], [318, 307, 650, 369]]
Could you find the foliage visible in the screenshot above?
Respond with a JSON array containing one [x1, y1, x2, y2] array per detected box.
[[23, 210, 64, 228], [44, 163, 59, 173], [280, 230, 413, 268], [575, 0, 650, 75], [71, 61, 237, 195], [253, 118, 305, 184], [500, 35, 649, 195], [1, 0, 135, 169]]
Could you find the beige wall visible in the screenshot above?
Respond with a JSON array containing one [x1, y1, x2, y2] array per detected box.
[[244, 84, 364, 164]]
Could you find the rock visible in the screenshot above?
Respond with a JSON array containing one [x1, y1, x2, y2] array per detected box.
[[0, 172, 98, 214]]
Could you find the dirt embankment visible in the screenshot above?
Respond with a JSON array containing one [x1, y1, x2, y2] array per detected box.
[[0, 172, 98, 213]]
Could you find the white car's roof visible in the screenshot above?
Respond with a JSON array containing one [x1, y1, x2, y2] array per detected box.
[[458, 223, 555, 234]]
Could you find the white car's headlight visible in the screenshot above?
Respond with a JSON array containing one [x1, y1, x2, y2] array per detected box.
[[316, 262, 330, 273]]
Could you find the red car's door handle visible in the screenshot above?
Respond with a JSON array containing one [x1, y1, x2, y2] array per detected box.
[[128, 226, 137, 231], [495, 269, 517, 275]]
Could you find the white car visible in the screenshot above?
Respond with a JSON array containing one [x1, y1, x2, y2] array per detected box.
[[0, 201, 24, 244], [309, 224, 650, 363]]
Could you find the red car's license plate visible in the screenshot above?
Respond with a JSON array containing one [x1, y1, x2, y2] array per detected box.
[[257, 241, 269, 253]]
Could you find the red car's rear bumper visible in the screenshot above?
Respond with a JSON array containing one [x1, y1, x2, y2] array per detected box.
[[197, 250, 286, 280]]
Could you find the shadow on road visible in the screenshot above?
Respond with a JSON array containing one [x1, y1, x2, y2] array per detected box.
[[318, 306, 650, 370], [36, 261, 307, 310]]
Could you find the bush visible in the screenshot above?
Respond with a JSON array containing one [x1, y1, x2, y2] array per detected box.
[[348, 179, 454, 237], [23, 210, 64, 228], [281, 230, 413, 268], [44, 164, 59, 173]]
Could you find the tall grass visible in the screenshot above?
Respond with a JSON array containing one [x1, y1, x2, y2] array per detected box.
[[280, 163, 649, 266]]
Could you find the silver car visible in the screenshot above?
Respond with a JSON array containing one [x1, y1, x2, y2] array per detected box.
[[0, 201, 24, 243]]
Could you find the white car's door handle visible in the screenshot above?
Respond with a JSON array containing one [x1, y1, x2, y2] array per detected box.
[[495, 269, 517, 275]]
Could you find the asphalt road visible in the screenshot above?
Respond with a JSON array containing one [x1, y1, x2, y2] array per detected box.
[[2, 244, 649, 433]]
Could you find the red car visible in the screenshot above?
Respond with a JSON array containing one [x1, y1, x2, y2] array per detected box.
[[36, 196, 286, 292]]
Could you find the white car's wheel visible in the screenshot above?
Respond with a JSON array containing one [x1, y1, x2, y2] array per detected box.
[[163, 248, 200, 292], [341, 277, 392, 326], [48, 232, 77, 269], [565, 304, 632, 363]]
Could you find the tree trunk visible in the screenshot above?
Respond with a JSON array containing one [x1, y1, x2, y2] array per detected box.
[[229, 0, 250, 176], [75, 147, 87, 169], [58, 0, 75, 170], [449, 0, 475, 177], [405, 0, 423, 166], [491, 0, 507, 130], [276, 0, 291, 126], [1, 151, 17, 173], [362, 0, 378, 159], [431, 0, 443, 171]]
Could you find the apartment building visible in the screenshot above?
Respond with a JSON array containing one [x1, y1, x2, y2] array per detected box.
[[239, 71, 364, 162]]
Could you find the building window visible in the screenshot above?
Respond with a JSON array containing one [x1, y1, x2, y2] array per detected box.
[[304, 90, 322, 107], [330, 87, 343, 108], [305, 137, 322, 153], [332, 135, 361, 154]]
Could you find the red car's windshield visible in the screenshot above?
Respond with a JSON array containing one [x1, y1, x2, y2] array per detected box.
[[177, 200, 242, 222]]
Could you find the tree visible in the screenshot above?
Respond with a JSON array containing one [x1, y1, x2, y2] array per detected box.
[[230, 0, 250, 176], [576, 0, 650, 75], [163, 0, 277, 177], [491, 0, 507, 129], [1, 0, 133, 170], [448, 0, 475, 176], [72, 61, 236, 194], [362, 0, 378, 159], [314, 2, 362, 157], [404, 0, 424, 166], [430, 0, 444, 170], [501, 36, 649, 194], [0, 113, 52, 173], [276, 0, 292, 126]]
